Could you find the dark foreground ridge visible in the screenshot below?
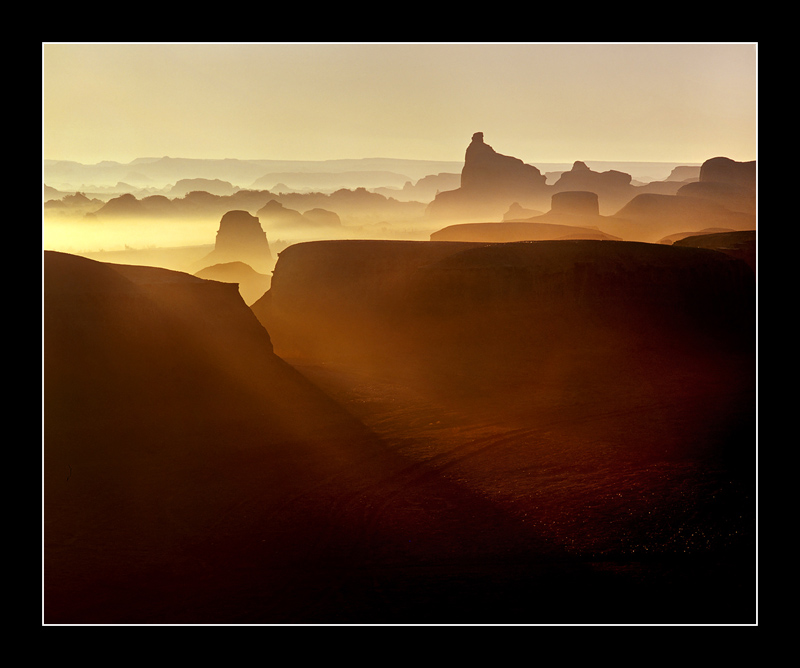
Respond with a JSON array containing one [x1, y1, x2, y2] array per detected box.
[[44, 243, 756, 624]]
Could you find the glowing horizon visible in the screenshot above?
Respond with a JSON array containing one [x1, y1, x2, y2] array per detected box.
[[42, 42, 758, 167]]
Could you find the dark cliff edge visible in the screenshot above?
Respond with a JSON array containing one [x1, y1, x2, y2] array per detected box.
[[254, 238, 755, 387], [43, 251, 393, 623]]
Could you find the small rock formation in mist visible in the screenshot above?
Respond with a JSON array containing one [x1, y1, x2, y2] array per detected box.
[[194, 261, 272, 306], [610, 191, 754, 241], [43, 191, 103, 210], [74, 185, 424, 230], [431, 191, 620, 243], [169, 178, 239, 197], [503, 202, 544, 220], [198, 210, 273, 274], [302, 207, 342, 227], [675, 156, 756, 215], [250, 170, 412, 193], [550, 161, 635, 214], [664, 165, 701, 182], [256, 199, 342, 230]]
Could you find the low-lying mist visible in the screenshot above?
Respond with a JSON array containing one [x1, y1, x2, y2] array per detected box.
[[43, 210, 440, 274], [43, 214, 220, 254]]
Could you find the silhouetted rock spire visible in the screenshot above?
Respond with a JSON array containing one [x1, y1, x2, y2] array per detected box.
[[460, 132, 547, 192], [426, 133, 549, 221]]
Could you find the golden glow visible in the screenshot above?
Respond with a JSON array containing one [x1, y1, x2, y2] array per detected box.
[[43, 43, 757, 166]]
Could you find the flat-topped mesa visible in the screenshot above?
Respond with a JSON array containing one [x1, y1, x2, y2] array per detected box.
[[676, 156, 757, 215], [699, 156, 756, 190], [200, 210, 273, 274], [255, 239, 755, 377], [550, 190, 600, 217], [215, 210, 271, 253]]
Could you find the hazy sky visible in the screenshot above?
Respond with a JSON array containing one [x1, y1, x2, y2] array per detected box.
[[42, 42, 757, 166]]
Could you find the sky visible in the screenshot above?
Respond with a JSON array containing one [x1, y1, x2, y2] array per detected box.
[[42, 42, 758, 167]]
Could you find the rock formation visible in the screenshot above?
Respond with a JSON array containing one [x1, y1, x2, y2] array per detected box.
[[194, 261, 272, 306], [608, 193, 755, 242], [169, 178, 238, 197], [674, 229, 756, 273], [44, 251, 390, 624], [255, 238, 755, 380], [256, 199, 307, 228], [199, 210, 273, 274], [256, 200, 342, 229], [425, 133, 550, 222], [503, 202, 544, 220], [676, 156, 757, 215], [550, 161, 635, 214], [460, 132, 547, 192], [549, 190, 600, 217], [657, 228, 736, 245], [434, 191, 620, 243], [430, 221, 621, 243], [664, 165, 701, 182], [299, 207, 342, 227]]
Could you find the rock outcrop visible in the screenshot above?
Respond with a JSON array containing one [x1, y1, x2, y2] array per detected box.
[[425, 133, 550, 222], [299, 207, 342, 227], [255, 238, 755, 381], [699, 156, 756, 189], [430, 221, 621, 243], [608, 193, 755, 242], [256, 199, 307, 228], [676, 156, 757, 214], [434, 191, 619, 243], [503, 202, 544, 220], [674, 230, 756, 273], [194, 261, 272, 305], [460, 132, 547, 192], [256, 200, 343, 229], [664, 165, 701, 182], [44, 250, 385, 623], [169, 178, 238, 198], [549, 190, 600, 217], [199, 210, 273, 274], [550, 161, 635, 214]]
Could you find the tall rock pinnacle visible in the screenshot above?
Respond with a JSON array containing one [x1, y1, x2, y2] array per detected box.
[[426, 133, 549, 222]]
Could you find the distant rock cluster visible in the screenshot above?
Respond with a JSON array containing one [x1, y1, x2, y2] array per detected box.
[[425, 133, 756, 242], [426, 133, 756, 244]]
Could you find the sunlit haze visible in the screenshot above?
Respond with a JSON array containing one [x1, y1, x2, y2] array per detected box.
[[42, 42, 757, 166]]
